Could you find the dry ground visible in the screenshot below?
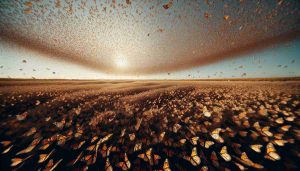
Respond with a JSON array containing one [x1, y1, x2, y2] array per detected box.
[[0, 80, 299, 171]]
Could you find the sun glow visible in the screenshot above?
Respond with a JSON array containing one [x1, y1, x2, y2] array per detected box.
[[115, 55, 128, 69]]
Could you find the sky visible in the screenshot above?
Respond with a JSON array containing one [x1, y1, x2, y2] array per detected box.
[[0, 0, 299, 79], [0, 38, 299, 79]]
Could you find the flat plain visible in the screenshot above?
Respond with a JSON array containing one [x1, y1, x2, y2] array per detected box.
[[0, 79, 299, 171]]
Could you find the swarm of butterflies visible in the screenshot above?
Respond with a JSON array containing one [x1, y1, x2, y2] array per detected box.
[[0, 86, 299, 171]]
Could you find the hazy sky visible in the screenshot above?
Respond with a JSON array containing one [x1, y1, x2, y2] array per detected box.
[[0, 0, 299, 78], [1, 38, 299, 79]]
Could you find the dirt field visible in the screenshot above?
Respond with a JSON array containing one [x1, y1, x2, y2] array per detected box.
[[0, 80, 299, 170]]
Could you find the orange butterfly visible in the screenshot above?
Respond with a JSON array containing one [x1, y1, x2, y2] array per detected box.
[[138, 148, 161, 166], [219, 146, 231, 162], [117, 153, 131, 170], [183, 147, 201, 166]]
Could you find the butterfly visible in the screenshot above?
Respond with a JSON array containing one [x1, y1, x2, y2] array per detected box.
[[163, 0, 173, 10], [87, 144, 96, 151], [129, 133, 136, 141], [134, 143, 142, 152], [200, 140, 214, 149], [57, 135, 67, 146], [135, 118, 142, 131], [274, 133, 284, 140], [81, 154, 93, 165], [68, 152, 83, 166], [11, 155, 32, 167], [2, 145, 13, 154], [235, 152, 264, 169], [120, 128, 126, 137], [17, 137, 42, 155], [38, 149, 55, 163], [183, 147, 201, 166], [159, 132, 166, 142], [100, 144, 112, 158], [22, 127, 37, 137], [99, 134, 113, 144], [44, 159, 63, 171], [250, 144, 262, 153], [172, 123, 181, 133], [211, 128, 224, 143], [242, 120, 250, 128], [280, 125, 291, 132], [273, 139, 287, 146], [253, 122, 261, 131], [105, 158, 113, 171], [200, 166, 208, 171], [163, 158, 171, 171], [220, 146, 231, 161], [117, 153, 131, 170], [39, 140, 51, 150], [189, 136, 199, 146], [179, 138, 186, 145], [71, 140, 86, 150], [285, 116, 295, 122], [234, 162, 247, 171], [91, 136, 98, 143], [138, 148, 161, 166], [45, 116, 51, 122], [264, 143, 280, 161], [275, 117, 284, 124], [0, 140, 12, 147], [261, 126, 273, 137]]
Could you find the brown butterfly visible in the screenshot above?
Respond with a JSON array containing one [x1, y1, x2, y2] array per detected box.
[[163, 0, 173, 10]]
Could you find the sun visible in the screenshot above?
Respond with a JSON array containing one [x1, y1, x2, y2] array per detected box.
[[115, 54, 128, 69]]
